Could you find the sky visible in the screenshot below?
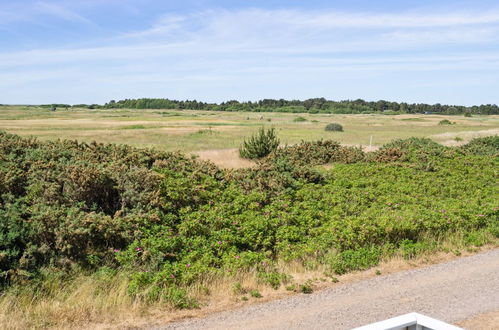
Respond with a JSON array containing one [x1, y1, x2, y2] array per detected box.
[[1, 0, 499, 105]]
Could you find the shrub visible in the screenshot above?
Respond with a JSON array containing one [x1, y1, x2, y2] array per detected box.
[[488, 222, 499, 238], [328, 248, 381, 275], [239, 127, 280, 159], [369, 137, 454, 163], [299, 282, 313, 294], [250, 289, 262, 298], [163, 287, 199, 309], [399, 239, 436, 259], [325, 123, 343, 132], [458, 136, 499, 156], [438, 119, 452, 125], [267, 140, 364, 166], [258, 271, 291, 289], [464, 112, 472, 117], [293, 116, 307, 122]]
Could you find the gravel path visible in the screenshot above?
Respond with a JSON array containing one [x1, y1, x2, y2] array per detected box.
[[158, 249, 499, 330]]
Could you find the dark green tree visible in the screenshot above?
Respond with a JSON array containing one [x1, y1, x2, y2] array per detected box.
[[239, 127, 280, 159]]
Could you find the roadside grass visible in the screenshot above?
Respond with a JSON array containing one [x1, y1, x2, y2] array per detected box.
[[1, 229, 497, 330]]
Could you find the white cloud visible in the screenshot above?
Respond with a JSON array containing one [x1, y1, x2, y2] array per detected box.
[[34, 1, 93, 24], [1, 6, 499, 104], [0, 1, 94, 26]]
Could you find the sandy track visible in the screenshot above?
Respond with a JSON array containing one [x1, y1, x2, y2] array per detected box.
[[158, 249, 499, 330]]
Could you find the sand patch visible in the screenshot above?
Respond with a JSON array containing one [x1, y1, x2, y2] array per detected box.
[[431, 128, 499, 146], [192, 149, 255, 169]]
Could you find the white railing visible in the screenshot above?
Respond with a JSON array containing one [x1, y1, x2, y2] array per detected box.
[[353, 312, 463, 330]]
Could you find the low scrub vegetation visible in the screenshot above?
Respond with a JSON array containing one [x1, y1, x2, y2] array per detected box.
[[293, 116, 307, 122], [438, 119, 453, 125], [267, 140, 364, 166], [324, 123, 344, 132], [0, 131, 498, 328]]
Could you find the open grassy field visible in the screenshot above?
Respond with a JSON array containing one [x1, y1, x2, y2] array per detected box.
[[1, 106, 497, 166]]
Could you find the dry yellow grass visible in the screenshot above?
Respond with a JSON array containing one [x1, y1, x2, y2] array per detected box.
[[1, 107, 497, 158]]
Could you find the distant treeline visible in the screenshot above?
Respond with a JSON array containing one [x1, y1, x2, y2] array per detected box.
[[38, 98, 498, 114]]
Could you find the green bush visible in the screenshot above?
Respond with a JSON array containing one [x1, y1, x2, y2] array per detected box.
[[438, 119, 452, 125], [239, 127, 280, 159], [258, 271, 291, 289], [328, 248, 381, 275], [369, 137, 454, 163], [250, 289, 262, 298], [458, 136, 499, 156], [299, 281, 313, 294], [400, 239, 436, 259], [324, 123, 343, 132], [293, 116, 307, 122], [267, 140, 364, 166]]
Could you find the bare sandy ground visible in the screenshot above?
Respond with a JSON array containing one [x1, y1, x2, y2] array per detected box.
[[158, 249, 499, 330], [431, 128, 499, 146], [192, 149, 255, 169], [192, 144, 380, 169]]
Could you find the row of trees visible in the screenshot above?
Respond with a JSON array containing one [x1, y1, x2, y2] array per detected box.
[[38, 98, 498, 115]]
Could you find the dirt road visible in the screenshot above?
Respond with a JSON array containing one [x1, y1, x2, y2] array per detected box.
[[159, 249, 499, 330]]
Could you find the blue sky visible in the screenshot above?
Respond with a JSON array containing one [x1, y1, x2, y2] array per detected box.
[[1, 0, 498, 105]]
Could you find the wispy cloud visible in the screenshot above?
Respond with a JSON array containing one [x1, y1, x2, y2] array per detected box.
[[0, 1, 94, 26], [1, 6, 499, 104], [2, 8, 498, 65], [34, 1, 93, 24]]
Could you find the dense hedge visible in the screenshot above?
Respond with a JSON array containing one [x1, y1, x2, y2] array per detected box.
[[1, 132, 498, 306]]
